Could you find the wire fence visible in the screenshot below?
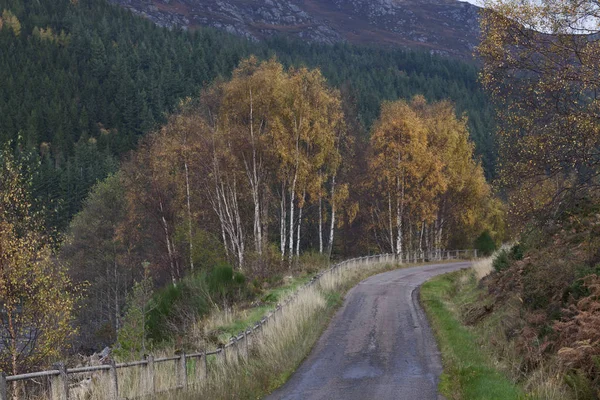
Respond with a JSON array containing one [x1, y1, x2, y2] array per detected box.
[[0, 249, 476, 400]]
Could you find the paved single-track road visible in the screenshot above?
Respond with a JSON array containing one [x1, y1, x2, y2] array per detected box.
[[266, 261, 470, 400]]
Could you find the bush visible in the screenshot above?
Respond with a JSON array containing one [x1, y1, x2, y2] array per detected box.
[[146, 264, 248, 343], [205, 263, 247, 304], [510, 243, 524, 261], [474, 230, 497, 256], [492, 249, 511, 272]]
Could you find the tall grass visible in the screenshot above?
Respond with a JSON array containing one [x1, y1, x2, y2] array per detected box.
[[423, 268, 573, 400], [156, 258, 399, 400], [51, 257, 400, 400]]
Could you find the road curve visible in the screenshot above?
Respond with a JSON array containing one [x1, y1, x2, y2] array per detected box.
[[266, 261, 470, 400]]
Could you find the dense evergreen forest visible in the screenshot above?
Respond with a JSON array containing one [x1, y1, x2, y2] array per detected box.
[[0, 0, 495, 231]]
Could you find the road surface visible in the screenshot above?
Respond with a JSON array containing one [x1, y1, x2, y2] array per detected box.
[[266, 261, 470, 400]]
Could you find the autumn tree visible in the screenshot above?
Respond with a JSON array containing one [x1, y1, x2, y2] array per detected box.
[[199, 58, 347, 267], [367, 97, 499, 256], [0, 150, 77, 379], [122, 134, 184, 286], [478, 0, 600, 222], [413, 96, 503, 250], [368, 99, 445, 258]]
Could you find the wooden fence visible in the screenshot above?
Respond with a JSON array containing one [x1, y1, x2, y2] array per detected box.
[[0, 249, 476, 400]]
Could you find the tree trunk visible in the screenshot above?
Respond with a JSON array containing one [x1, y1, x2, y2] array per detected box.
[[184, 159, 194, 271], [113, 246, 120, 331], [388, 191, 394, 254], [247, 88, 263, 256], [159, 198, 177, 286], [318, 193, 323, 254], [296, 190, 305, 257], [395, 174, 404, 260], [288, 176, 296, 264], [419, 221, 425, 259], [327, 175, 337, 258], [280, 183, 287, 260]]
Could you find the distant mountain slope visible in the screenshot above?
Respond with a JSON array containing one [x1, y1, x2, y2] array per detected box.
[[111, 0, 480, 58], [0, 0, 493, 232]]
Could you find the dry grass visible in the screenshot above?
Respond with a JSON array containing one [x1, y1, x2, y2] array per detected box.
[[432, 267, 574, 400], [472, 256, 494, 280], [10, 257, 401, 400], [159, 258, 398, 400]]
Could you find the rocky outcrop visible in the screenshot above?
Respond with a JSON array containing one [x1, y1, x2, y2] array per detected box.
[[109, 0, 481, 58]]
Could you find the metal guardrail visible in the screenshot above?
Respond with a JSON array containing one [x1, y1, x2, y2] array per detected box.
[[0, 249, 476, 400]]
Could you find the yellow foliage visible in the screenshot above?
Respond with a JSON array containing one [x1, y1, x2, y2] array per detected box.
[[0, 151, 78, 375], [1, 10, 20, 36], [478, 0, 600, 221], [367, 96, 503, 253]]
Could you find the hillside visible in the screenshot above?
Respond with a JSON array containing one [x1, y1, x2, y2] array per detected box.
[[0, 0, 495, 231], [110, 0, 481, 58]]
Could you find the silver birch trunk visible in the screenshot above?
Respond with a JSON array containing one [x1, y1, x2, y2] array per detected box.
[[184, 159, 194, 271], [388, 191, 394, 254], [159, 199, 177, 286], [280, 183, 287, 260], [419, 221, 425, 259], [288, 171, 297, 263], [327, 174, 337, 257], [246, 88, 263, 256], [289, 130, 300, 263], [395, 174, 404, 261], [318, 193, 323, 254], [296, 190, 305, 257]]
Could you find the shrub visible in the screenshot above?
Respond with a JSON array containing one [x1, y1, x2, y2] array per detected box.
[[474, 230, 497, 256], [492, 249, 511, 272], [146, 264, 248, 343], [510, 243, 524, 261], [205, 263, 247, 304]]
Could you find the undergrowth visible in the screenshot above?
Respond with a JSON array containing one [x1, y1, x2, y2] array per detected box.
[[421, 270, 525, 400]]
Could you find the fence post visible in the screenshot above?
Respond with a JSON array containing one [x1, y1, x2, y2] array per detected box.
[[51, 363, 68, 400], [108, 360, 118, 400], [244, 331, 249, 360], [146, 355, 155, 395], [235, 337, 240, 361], [203, 352, 209, 380], [178, 353, 187, 388], [0, 373, 7, 400], [474, 249, 478, 259]]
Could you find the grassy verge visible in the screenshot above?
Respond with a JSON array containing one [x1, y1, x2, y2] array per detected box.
[[421, 270, 525, 400], [158, 260, 402, 400], [202, 274, 314, 344]]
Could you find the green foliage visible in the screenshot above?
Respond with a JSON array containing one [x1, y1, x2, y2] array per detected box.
[[562, 264, 600, 303], [190, 230, 227, 271], [115, 269, 154, 360], [474, 230, 497, 257], [205, 264, 247, 304], [492, 243, 524, 273], [147, 264, 248, 343], [509, 243, 524, 261], [564, 370, 596, 400], [492, 249, 511, 272]]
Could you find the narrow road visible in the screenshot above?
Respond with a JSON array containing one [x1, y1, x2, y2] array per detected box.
[[266, 261, 470, 400]]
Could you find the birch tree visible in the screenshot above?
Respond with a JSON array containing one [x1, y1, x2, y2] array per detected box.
[[368, 100, 442, 259], [0, 151, 77, 380]]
